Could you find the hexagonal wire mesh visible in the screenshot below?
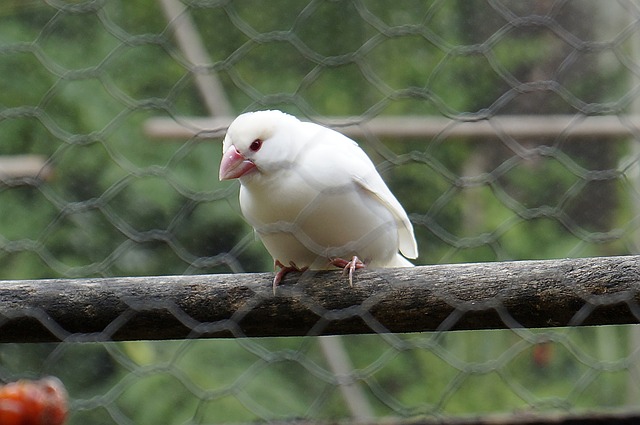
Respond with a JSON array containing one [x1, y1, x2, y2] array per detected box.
[[2, 0, 640, 424]]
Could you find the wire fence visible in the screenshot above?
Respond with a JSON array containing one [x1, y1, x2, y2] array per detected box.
[[2, 0, 640, 424]]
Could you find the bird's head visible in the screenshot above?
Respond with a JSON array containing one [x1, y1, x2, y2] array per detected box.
[[219, 110, 302, 182]]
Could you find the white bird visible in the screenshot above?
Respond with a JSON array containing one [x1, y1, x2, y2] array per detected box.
[[219, 110, 418, 290]]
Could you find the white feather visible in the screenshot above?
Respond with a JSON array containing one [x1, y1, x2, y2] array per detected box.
[[221, 110, 418, 271]]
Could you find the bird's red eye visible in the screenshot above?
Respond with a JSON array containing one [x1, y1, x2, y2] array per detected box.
[[249, 139, 262, 152]]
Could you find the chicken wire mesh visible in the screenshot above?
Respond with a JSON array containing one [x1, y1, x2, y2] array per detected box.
[[2, 0, 640, 423]]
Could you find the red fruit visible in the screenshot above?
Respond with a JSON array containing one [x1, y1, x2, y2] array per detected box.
[[0, 377, 68, 425]]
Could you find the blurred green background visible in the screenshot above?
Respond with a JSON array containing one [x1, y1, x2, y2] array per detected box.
[[1, 1, 639, 423]]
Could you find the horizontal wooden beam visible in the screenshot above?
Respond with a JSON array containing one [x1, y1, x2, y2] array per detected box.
[[143, 115, 640, 140], [0, 155, 53, 180], [276, 409, 640, 425], [0, 255, 639, 342]]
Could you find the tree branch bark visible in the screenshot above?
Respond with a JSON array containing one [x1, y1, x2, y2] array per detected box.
[[1, 255, 639, 343]]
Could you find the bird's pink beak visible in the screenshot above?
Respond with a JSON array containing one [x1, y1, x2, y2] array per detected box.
[[219, 146, 257, 180]]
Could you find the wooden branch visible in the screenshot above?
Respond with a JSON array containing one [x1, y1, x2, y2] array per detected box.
[[142, 114, 640, 140], [1, 255, 639, 343]]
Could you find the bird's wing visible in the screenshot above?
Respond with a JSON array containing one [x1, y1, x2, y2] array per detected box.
[[299, 123, 418, 259], [352, 173, 418, 259]]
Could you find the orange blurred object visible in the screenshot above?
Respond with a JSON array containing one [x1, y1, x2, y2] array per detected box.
[[0, 377, 68, 425], [532, 341, 554, 369]]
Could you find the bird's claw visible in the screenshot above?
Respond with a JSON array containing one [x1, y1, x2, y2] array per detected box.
[[330, 256, 365, 286], [273, 260, 307, 294]]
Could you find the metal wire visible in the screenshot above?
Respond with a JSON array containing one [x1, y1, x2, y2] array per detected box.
[[1, 0, 640, 424]]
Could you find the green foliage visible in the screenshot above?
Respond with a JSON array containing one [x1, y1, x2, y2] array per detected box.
[[0, 1, 637, 424]]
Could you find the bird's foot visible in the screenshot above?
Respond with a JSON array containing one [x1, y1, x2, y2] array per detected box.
[[273, 260, 308, 294], [330, 256, 366, 287]]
